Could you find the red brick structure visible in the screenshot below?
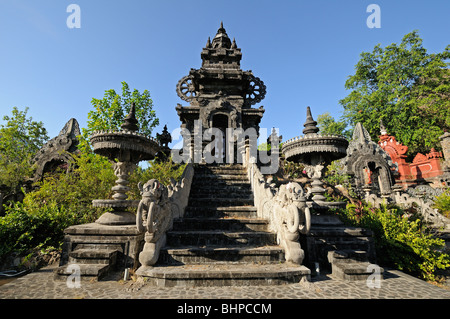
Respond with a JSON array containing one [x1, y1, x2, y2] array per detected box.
[[378, 132, 444, 186]]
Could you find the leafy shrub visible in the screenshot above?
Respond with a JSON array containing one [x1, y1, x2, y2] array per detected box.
[[433, 189, 450, 218], [282, 161, 306, 179], [128, 158, 187, 199], [0, 152, 187, 262], [0, 202, 91, 260], [337, 201, 450, 282]]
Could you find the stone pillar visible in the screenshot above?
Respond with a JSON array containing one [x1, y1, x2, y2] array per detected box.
[[440, 132, 450, 169]]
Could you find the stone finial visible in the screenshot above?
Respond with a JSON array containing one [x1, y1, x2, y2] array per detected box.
[[121, 102, 139, 132], [156, 124, 172, 148], [380, 119, 387, 135], [302, 106, 319, 135], [212, 21, 231, 49], [231, 38, 237, 49]]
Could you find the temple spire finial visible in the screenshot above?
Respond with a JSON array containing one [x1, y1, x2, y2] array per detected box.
[[302, 106, 319, 135], [121, 102, 139, 132], [212, 21, 231, 48], [231, 38, 237, 49]]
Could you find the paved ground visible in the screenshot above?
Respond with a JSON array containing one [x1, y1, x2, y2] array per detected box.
[[0, 264, 449, 300]]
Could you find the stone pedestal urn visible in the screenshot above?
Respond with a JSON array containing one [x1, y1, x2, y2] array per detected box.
[[281, 107, 348, 209], [90, 103, 160, 225]]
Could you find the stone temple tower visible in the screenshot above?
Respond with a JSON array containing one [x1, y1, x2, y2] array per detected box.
[[175, 23, 266, 162]]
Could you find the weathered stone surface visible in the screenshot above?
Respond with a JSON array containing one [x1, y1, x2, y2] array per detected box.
[[33, 118, 80, 181]]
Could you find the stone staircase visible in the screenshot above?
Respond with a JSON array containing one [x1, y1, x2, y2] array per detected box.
[[301, 214, 383, 281], [54, 223, 143, 281], [142, 164, 310, 287], [327, 249, 383, 281]]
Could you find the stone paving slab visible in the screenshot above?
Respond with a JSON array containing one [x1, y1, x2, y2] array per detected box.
[[0, 265, 449, 299]]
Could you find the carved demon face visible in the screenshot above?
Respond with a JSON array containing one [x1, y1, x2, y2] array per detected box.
[[138, 179, 161, 200]]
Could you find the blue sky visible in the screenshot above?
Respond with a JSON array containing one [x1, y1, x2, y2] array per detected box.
[[0, 0, 449, 146]]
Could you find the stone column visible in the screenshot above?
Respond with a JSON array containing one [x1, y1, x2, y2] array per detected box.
[[440, 132, 450, 169]]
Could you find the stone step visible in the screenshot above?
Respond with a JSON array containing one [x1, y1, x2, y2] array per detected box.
[[160, 245, 284, 265], [326, 249, 383, 281], [195, 164, 246, 172], [166, 230, 277, 246], [311, 215, 345, 226], [172, 217, 269, 232], [327, 249, 369, 264], [189, 193, 253, 200], [191, 179, 250, 186], [189, 185, 252, 194], [309, 226, 373, 237], [68, 248, 119, 265], [184, 206, 258, 218], [193, 173, 248, 180], [136, 263, 311, 287], [188, 197, 254, 207], [189, 188, 253, 198], [54, 263, 111, 281], [330, 261, 384, 281]]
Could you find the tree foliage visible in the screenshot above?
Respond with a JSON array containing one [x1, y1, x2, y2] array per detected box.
[[340, 31, 449, 155], [0, 107, 49, 189], [80, 81, 159, 151], [317, 112, 352, 139]]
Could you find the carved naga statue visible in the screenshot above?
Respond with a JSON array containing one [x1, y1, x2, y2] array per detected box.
[[272, 181, 311, 264], [136, 179, 172, 268], [135, 164, 194, 271]]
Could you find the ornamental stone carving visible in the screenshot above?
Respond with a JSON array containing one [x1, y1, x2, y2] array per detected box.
[[33, 118, 80, 181], [248, 161, 310, 264], [136, 164, 194, 272]]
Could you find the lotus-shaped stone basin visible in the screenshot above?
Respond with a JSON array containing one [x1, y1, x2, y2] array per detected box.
[[90, 130, 160, 163], [282, 133, 348, 165]]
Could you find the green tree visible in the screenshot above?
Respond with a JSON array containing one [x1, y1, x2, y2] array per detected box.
[[0, 107, 49, 189], [317, 112, 352, 139], [80, 81, 159, 151], [340, 31, 449, 155]]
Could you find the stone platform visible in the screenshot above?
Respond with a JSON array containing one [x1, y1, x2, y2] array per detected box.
[[1, 264, 449, 299]]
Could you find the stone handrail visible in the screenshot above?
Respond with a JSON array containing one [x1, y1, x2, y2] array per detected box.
[[135, 163, 194, 271], [247, 161, 311, 264]]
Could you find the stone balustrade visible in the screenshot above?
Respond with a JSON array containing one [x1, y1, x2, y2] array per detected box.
[[247, 161, 311, 264]]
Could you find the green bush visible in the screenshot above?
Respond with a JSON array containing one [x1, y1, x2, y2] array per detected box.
[[433, 189, 450, 218], [337, 201, 450, 282], [0, 202, 91, 259], [0, 152, 187, 262]]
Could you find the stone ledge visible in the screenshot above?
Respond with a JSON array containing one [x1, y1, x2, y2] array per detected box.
[[64, 223, 141, 236], [136, 264, 311, 287]]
